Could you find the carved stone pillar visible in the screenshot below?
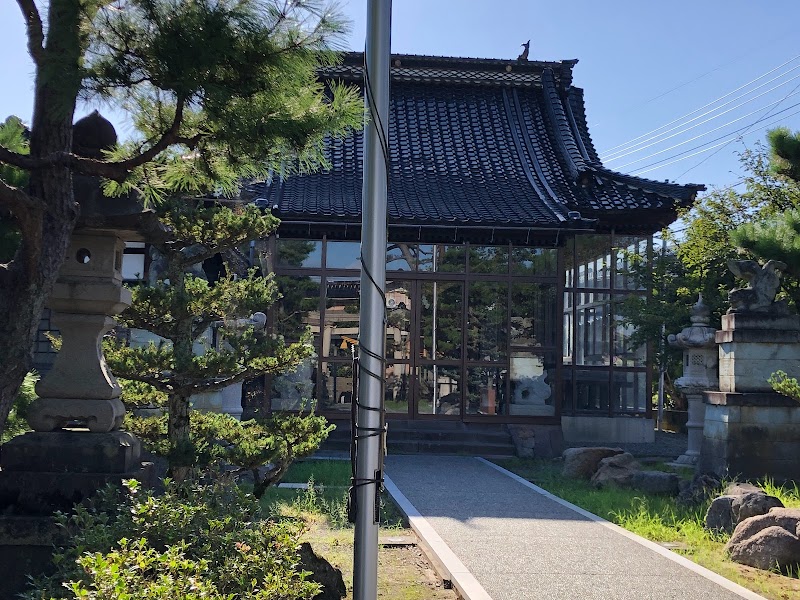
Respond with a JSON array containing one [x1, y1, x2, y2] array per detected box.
[[667, 296, 717, 467]]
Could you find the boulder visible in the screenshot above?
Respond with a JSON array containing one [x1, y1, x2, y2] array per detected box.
[[298, 542, 346, 600], [562, 447, 623, 479], [590, 452, 640, 488], [630, 470, 680, 495], [723, 482, 763, 496], [727, 508, 800, 571], [705, 496, 736, 534], [732, 492, 784, 523], [677, 472, 722, 507]]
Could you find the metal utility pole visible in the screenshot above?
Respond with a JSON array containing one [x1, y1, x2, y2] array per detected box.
[[353, 2, 391, 600]]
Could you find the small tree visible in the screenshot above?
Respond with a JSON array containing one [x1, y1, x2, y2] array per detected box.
[[0, 0, 361, 438], [105, 200, 330, 482]]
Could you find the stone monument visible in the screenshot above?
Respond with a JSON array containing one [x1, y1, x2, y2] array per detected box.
[[0, 113, 157, 596], [667, 295, 718, 467], [699, 259, 800, 481]]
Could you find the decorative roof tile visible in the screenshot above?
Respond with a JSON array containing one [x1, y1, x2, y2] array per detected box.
[[246, 53, 704, 234]]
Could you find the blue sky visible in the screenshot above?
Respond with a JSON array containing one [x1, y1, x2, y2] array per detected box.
[[2, 1, 799, 192]]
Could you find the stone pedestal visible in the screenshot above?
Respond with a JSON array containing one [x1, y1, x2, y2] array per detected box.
[[699, 312, 800, 481], [667, 296, 717, 468]]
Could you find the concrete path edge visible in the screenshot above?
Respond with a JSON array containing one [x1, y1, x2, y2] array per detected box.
[[477, 457, 769, 600], [384, 473, 493, 600]]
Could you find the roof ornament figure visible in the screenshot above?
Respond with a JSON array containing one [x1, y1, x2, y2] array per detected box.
[[727, 259, 790, 314], [517, 40, 530, 61]]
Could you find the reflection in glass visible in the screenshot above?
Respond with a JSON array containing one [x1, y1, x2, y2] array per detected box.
[[326, 241, 361, 269], [469, 245, 509, 274], [277, 239, 322, 269], [573, 369, 609, 412], [271, 354, 317, 411], [575, 235, 611, 288], [614, 299, 646, 367], [274, 275, 321, 347], [320, 361, 354, 412], [418, 245, 466, 272], [324, 279, 359, 359], [466, 366, 507, 415], [575, 292, 610, 366], [418, 365, 460, 416], [386, 281, 412, 360], [512, 247, 557, 276], [386, 243, 417, 271], [510, 284, 557, 347], [563, 291, 573, 365], [468, 281, 507, 361], [509, 352, 554, 416], [385, 363, 411, 414], [421, 282, 463, 360], [614, 236, 649, 290], [613, 371, 647, 413]]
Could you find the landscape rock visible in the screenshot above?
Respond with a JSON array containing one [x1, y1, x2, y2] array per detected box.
[[723, 482, 763, 497], [508, 425, 536, 458], [705, 496, 736, 534], [590, 452, 640, 488], [630, 470, 680, 495], [298, 542, 346, 600], [732, 492, 784, 524], [562, 447, 623, 479], [726, 508, 800, 571], [677, 472, 722, 507]]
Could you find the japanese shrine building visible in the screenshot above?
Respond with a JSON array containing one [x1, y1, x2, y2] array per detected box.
[[245, 53, 704, 443]]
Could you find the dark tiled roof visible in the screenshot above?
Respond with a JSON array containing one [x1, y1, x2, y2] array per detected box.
[[246, 53, 704, 233]]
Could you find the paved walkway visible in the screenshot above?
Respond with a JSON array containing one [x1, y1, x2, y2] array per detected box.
[[384, 456, 765, 600]]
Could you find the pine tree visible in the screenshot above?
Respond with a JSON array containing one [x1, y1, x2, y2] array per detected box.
[[0, 0, 361, 436], [104, 200, 331, 482]]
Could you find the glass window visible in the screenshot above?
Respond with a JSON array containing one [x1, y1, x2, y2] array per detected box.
[[418, 365, 461, 416], [511, 247, 557, 276], [419, 245, 466, 273], [326, 241, 361, 270], [469, 245, 509, 274], [613, 371, 648, 413], [575, 235, 611, 288], [575, 292, 610, 366], [563, 291, 573, 366], [614, 235, 649, 290], [614, 298, 647, 367], [467, 281, 508, 361], [324, 279, 360, 358], [271, 354, 317, 411], [509, 352, 555, 416], [466, 365, 506, 415], [277, 239, 322, 269], [385, 363, 412, 414], [510, 283, 557, 347], [386, 243, 417, 271], [421, 281, 463, 360], [274, 275, 321, 347], [574, 369, 610, 412], [386, 281, 412, 360], [320, 361, 354, 412]]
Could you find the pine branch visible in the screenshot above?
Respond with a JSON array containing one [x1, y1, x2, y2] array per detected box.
[[0, 178, 46, 215], [16, 0, 44, 66]]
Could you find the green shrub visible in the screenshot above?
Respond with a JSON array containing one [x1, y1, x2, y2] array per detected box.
[[23, 480, 320, 600], [2, 371, 38, 443]]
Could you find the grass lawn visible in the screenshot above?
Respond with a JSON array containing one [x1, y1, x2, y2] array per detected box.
[[494, 457, 800, 600], [260, 459, 457, 600]]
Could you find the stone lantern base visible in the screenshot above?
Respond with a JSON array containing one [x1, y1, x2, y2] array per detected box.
[[0, 431, 152, 598]]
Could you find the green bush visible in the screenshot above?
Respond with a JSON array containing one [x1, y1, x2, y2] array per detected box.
[[24, 480, 321, 600], [2, 371, 38, 443]]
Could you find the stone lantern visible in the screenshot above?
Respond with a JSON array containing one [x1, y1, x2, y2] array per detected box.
[[0, 112, 156, 516], [667, 295, 718, 467]]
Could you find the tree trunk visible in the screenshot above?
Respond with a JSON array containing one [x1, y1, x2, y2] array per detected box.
[[167, 267, 194, 481], [0, 0, 82, 437]]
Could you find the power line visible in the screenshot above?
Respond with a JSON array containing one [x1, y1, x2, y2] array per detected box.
[[603, 68, 800, 162], [631, 102, 800, 176], [675, 78, 800, 180], [614, 91, 800, 169], [600, 54, 800, 156]]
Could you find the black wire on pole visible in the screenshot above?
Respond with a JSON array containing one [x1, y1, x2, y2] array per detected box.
[[347, 49, 390, 525]]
